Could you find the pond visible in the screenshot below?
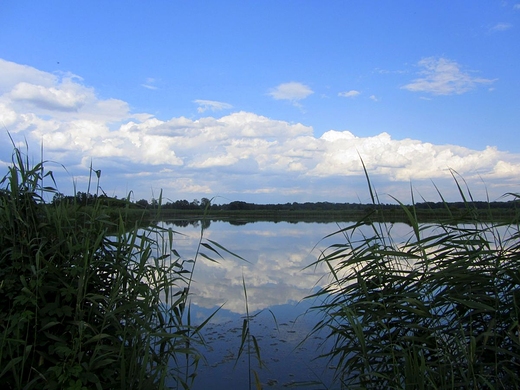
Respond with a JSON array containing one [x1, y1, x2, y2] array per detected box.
[[158, 219, 417, 389]]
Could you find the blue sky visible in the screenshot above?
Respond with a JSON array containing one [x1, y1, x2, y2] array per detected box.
[[1, 1, 519, 203]]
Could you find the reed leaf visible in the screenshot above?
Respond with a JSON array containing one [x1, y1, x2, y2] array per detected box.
[[0, 143, 208, 389], [308, 178, 520, 389]]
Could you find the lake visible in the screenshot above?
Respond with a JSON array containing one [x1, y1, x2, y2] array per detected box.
[[158, 219, 418, 389]]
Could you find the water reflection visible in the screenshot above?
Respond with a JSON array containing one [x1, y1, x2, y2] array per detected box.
[[161, 220, 337, 315], [160, 220, 417, 314], [158, 219, 513, 389], [158, 220, 416, 389]]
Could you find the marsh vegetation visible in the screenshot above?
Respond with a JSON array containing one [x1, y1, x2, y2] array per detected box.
[[2, 145, 519, 389], [0, 146, 218, 389], [309, 182, 520, 388]]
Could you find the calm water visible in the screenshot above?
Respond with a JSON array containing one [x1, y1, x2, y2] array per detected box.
[[159, 220, 416, 389]]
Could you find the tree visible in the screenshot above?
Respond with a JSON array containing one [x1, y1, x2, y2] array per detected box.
[[52, 192, 65, 205], [200, 197, 211, 210], [136, 199, 149, 208]]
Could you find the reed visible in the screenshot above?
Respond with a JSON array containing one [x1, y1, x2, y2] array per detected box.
[[234, 275, 265, 390], [308, 177, 520, 389], [0, 144, 202, 389]]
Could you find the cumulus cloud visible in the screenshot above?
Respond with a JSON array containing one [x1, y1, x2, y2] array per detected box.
[[338, 90, 360, 98], [268, 82, 313, 101], [312, 131, 515, 183], [1, 58, 519, 203], [402, 57, 496, 95], [193, 99, 233, 113], [10, 81, 88, 112], [0, 60, 130, 123], [0, 58, 56, 92]]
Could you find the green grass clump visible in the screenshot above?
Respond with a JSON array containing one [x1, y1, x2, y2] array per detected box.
[[309, 181, 520, 389], [0, 145, 200, 389]]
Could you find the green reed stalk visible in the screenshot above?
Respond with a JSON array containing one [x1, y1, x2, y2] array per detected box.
[[234, 274, 264, 390], [308, 175, 520, 389], [0, 144, 203, 389]]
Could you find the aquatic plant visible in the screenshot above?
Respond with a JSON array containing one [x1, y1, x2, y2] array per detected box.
[[0, 144, 201, 389], [234, 275, 265, 390], [309, 176, 520, 389]]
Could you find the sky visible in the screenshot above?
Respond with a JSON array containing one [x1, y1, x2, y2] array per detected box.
[[1, 1, 519, 204]]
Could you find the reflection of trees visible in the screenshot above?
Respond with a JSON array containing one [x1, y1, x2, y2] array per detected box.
[[164, 220, 197, 228], [228, 220, 248, 226], [201, 218, 211, 230], [162, 219, 212, 229]]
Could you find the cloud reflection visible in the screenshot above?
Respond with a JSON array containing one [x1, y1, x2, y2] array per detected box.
[[161, 220, 415, 315], [161, 221, 334, 314]]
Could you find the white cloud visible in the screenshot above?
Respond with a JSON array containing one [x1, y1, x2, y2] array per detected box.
[[10, 81, 88, 111], [311, 131, 518, 184], [0, 58, 56, 92], [0, 60, 131, 123], [490, 22, 513, 31], [369, 95, 379, 102], [338, 90, 360, 98], [515, 4, 520, 10], [141, 77, 158, 90], [193, 99, 233, 113], [402, 57, 496, 95], [268, 82, 313, 101], [1, 58, 518, 203]]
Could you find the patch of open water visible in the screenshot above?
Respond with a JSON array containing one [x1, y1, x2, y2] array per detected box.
[[158, 220, 415, 389]]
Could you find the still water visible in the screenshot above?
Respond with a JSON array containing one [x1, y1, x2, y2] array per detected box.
[[159, 220, 414, 389]]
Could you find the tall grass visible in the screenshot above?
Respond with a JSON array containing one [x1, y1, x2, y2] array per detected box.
[[0, 145, 203, 389], [234, 275, 266, 390], [309, 180, 520, 389]]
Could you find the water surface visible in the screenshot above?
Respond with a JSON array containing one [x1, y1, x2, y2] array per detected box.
[[160, 220, 414, 389]]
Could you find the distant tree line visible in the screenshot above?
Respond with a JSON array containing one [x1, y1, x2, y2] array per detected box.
[[52, 191, 132, 208], [146, 198, 519, 212], [51, 192, 519, 213]]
